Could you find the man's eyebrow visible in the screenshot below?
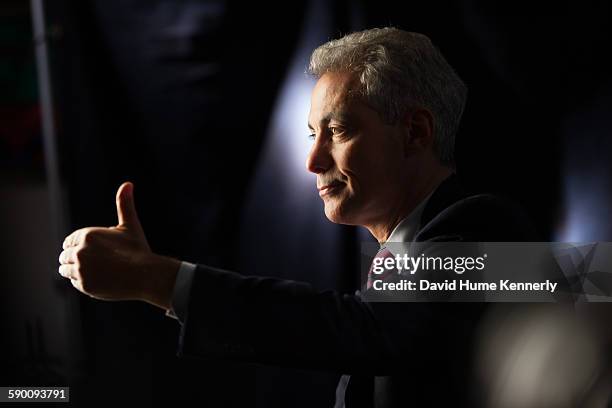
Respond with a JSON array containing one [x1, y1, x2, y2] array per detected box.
[[308, 110, 351, 130]]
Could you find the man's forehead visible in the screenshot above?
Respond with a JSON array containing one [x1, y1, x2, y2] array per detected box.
[[315, 72, 357, 102], [309, 72, 360, 127]]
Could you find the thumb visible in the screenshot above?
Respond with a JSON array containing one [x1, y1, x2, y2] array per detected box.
[[116, 182, 145, 237]]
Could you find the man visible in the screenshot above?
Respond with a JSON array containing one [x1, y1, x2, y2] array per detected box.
[[58, 28, 534, 406]]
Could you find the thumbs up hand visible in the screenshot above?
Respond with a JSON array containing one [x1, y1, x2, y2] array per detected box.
[[58, 182, 180, 309]]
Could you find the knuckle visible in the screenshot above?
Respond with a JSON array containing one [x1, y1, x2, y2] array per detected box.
[[71, 279, 82, 291], [82, 230, 97, 245], [59, 264, 73, 278], [62, 232, 76, 249]]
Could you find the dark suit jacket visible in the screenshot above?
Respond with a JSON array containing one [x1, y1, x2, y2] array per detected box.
[[176, 174, 537, 407]]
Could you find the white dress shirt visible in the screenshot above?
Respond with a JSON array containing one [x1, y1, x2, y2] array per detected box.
[[383, 192, 432, 245]]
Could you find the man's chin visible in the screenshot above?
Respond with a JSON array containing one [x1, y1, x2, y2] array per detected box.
[[323, 202, 358, 225]]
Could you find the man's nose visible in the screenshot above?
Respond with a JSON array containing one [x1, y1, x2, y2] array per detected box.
[[305, 136, 333, 174]]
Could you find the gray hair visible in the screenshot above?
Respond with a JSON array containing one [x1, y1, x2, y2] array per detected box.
[[308, 27, 467, 166]]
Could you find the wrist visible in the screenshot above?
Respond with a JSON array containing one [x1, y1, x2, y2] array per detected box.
[[139, 253, 181, 310]]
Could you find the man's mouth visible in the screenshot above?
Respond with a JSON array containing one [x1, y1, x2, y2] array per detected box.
[[318, 181, 345, 197]]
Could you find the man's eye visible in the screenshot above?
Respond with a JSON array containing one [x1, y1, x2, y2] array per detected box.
[[307, 133, 316, 140], [329, 127, 349, 139]]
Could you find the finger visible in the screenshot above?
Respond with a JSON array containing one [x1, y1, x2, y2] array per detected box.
[[70, 278, 84, 292], [58, 264, 77, 279], [58, 247, 79, 264], [63, 228, 87, 249], [63, 231, 78, 249], [115, 182, 145, 237]]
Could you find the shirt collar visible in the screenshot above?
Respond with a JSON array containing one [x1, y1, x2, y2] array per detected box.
[[383, 191, 434, 246]]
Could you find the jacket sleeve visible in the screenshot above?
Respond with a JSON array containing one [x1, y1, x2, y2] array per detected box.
[[175, 195, 524, 374], [176, 264, 481, 375]]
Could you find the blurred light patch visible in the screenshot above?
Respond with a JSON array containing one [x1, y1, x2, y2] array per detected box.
[[556, 89, 612, 242], [266, 62, 317, 188], [476, 305, 608, 408], [556, 175, 606, 242], [237, 0, 345, 291], [260, 0, 332, 191]]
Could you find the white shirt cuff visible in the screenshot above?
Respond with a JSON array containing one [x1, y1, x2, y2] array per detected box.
[[165, 261, 197, 323]]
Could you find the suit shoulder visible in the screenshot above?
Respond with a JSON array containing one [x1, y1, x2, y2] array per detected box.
[[417, 193, 538, 241]]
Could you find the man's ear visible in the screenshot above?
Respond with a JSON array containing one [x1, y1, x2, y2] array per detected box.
[[401, 108, 435, 157]]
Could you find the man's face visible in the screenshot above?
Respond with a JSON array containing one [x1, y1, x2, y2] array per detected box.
[[306, 72, 409, 226]]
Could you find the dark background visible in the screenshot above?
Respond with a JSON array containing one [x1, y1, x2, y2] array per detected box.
[[1, 0, 611, 406]]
